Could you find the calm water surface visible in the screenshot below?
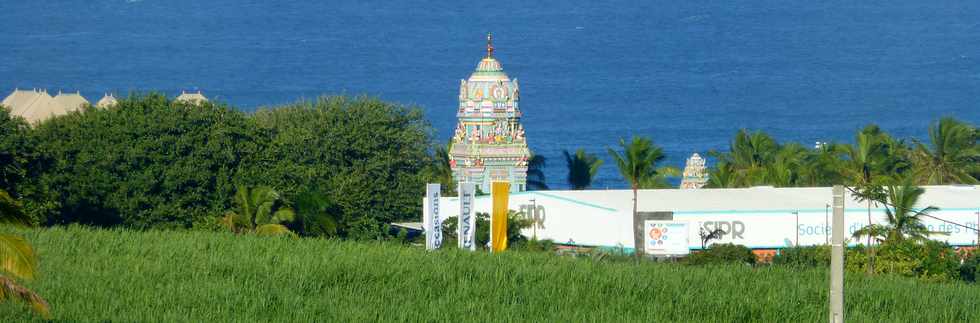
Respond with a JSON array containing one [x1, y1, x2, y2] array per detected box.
[[2, 1, 978, 188]]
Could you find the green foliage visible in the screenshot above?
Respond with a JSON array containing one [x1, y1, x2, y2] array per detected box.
[[221, 185, 296, 236], [420, 141, 456, 196], [639, 166, 680, 189], [16, 94, 431, 239], [960, 251, 979, 283], [852, 179, 942, 243], [562, 148, 602, 190], [607, 136, 666, 190], [0, 189, 50, 319], [25, 93, 261, 228], [291, 188, 339, 237], [0, 109, 33, 196], [848, 240, 960, 282], [911, 117, 979, 184], [446, 211, 533, 250], [515, 238, 555, 252], [686, 243, 756, 266], [244, 96, 432, 239], [525, 153, 548, 190], [6, 226, 980, 322], [772, 245, 830, 267]]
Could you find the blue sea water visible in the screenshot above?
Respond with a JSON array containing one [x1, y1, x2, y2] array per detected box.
[[2, 1, 978, 189]]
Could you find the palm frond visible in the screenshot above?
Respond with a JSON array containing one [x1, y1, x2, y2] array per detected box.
[[0, 274, 51, 319], [0, 234, 38, 280], [270, 208, 295, 224], [255, 224, 296, 237]]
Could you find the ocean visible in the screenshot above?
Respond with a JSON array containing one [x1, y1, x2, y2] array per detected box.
[[2, 0, 978, 189]]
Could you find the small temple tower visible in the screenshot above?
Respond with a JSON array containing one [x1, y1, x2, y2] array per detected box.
[[680, 153, 709, 189], [448, 33, 531, 192]]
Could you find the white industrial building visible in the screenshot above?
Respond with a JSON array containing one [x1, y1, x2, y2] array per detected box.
[[423, 186, 980, 252]]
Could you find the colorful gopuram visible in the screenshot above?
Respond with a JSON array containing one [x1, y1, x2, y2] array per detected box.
[[679, 153, 709, 189], [448, 33, 531, 192]]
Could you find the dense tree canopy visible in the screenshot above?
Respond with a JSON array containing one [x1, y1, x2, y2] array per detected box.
[[3, 94, 432, 238], [0, 109, 33, 196], [243, 96, 432, 239]]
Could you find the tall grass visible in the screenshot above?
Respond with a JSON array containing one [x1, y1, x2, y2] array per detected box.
[[1, 226, 978, 322]]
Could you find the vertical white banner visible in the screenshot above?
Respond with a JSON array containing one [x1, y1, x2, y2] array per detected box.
[[425, 183, 442, 250], [458, 182, 476, 251]]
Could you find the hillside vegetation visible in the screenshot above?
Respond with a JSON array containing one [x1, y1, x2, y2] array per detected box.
[[1, 226, 978, 322]]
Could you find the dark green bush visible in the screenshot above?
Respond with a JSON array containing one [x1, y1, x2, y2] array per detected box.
[[17, 94, 434, 238], [26, 94, 260, 228], [847, 240, 959, 282], [243, 96, 432, 239], [959, 251, 979, 283], [0, 108, 33, 196], [773, 245, 830, 267], [686, 243, 756, 265]]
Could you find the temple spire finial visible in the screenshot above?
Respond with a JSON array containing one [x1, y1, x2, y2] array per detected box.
[[486, 32, 494, 58]]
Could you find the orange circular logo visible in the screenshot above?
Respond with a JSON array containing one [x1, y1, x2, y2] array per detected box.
[[649, 227, 662, 240]]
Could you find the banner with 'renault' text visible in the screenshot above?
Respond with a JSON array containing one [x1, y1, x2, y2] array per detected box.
[[458, 182, 476, 251]]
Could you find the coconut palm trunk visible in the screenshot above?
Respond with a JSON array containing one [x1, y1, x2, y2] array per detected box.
[[608, 136, 665, 258], [631, 182, 640, 257]]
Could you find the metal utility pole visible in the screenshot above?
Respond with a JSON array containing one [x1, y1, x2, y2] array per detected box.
[[830, 185, 845, 323]]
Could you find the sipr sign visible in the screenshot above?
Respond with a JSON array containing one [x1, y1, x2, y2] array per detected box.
[[458, 183, 476, 251], [644, 221, 690, 256], [425, 184, 442, 250]]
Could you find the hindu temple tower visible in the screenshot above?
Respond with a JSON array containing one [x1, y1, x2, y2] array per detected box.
[[449, 33, 531, 192]]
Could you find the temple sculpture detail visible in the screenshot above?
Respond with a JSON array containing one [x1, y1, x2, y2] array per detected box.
[[448, 33, 531, 192], [680, 153, 709, 189]]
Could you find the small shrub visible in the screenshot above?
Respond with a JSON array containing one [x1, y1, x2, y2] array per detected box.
[[773, 245, 830, 267], [686, 243, 755, 265], [515, 238, 555, 252], [847, 240, 959, 282], [959, 251, 979, 283]]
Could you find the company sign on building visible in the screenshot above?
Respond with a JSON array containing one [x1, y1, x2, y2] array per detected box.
[[644, 221, 690, 256]]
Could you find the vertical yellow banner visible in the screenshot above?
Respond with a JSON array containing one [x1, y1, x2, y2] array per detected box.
[[491, 182, 510, 252]]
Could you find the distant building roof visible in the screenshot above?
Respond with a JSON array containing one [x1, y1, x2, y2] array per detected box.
[[175, 91, 208, 104], [96, 93, 118, 108], [52, 91, 90, 111], [2, 89, 89, 124]]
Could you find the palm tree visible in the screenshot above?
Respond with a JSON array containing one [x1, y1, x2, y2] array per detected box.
[[798, 142, 846, 187], [221, 185, 296, 236], [526, 153, 549, 191], [852, 178, 942, 243], [706, 161, 738, 188], [293, 189, 339, 237], [840, 126, 907, 273], [710, 130, 779, 187], [607, 136, 666, 256], [911, 117, 979, 185], [0, 190, 51, 319], [764, 143, 807, 187], [639, 166, 681, 189], [840, 127, 891, 245], [562, 149, 603, 190], [429, 142, 457, 195]]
